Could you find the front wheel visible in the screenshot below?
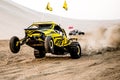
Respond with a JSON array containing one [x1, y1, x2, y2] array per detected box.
[[44, 36, 54, 53], [9, 36, 20, 53], [69, 42, 81, 59]]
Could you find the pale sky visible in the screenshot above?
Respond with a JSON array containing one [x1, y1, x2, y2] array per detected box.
[[12, 0, 120, 20]]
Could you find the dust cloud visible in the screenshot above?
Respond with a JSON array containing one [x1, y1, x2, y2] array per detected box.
[[75, 24, 120, 55]]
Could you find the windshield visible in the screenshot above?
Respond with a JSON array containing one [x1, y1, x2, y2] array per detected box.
[[28, 24, 52, 30]]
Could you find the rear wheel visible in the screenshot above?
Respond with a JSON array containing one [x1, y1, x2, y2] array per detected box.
[[69, 42, 81, 59], [9, 36, 20, 53], [34, 49, 46, 58], [44, 36, 54, 53]]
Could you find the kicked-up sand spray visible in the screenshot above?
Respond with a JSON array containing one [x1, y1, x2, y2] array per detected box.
[[74, 24, 120, 55]]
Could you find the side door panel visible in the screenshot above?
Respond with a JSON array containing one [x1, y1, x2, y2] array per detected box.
[[53, 33, 63, 47]]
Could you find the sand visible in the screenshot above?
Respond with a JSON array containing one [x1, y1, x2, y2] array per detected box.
[[0, 40, 120, 80]]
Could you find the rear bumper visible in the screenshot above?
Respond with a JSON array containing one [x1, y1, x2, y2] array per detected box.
[[26, 38, 44, 47]]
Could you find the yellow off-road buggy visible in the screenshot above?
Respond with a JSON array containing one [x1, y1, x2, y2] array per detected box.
[[9, 21, 81, 59]]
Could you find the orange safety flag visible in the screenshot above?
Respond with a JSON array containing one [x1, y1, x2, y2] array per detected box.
[[63, 0, 68, 10], [46, 2, 53, 11]]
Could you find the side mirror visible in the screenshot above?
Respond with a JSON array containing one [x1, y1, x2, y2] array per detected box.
[[62, 33, 64, 36], [62, 29, 67, 37]]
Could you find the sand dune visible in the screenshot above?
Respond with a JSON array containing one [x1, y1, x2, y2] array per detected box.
[[0, 0, 43, 39], [0, 0, 120, 39]]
